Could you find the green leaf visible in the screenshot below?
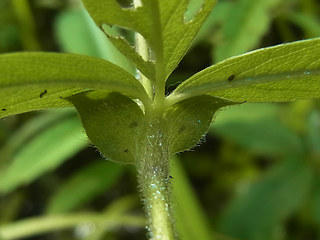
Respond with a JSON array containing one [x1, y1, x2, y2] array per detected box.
[[82, 0, 216, 80], [56, 9, 101, 57], [68, 91, 146, 164], [286, 12, 320, 39], [214, 0, 284, 62], [46, 160, 124, 214], [220, 156, 314, 240], [168, 38, 320, 104], [160, 0, 216, 78], [171, 156, 213, 240], [0, 110, 74, 172], [0, 115, 87, 194], [165, 95, 233, 154], [103, 29, 156, 81], [307, 110, 320, 153], [81, 0, 156, 80], [311, 177, 320, 225], [210, 103, 302, 156], [0, 52, 148, 118], [55, 6, 135, 72], [192, 1, 233, 46], [70, 94, 233, 163]]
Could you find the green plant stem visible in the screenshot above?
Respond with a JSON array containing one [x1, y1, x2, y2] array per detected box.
[[135, 32, 154, 98], [134, 0, 153, 98], [0, 213, 145, 240], [133, 2, 175, 239], [136, 117, 176, 240], [150, 0, 166, 108]]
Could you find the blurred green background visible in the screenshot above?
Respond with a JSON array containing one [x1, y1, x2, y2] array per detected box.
[[0, 0, 320, 239]]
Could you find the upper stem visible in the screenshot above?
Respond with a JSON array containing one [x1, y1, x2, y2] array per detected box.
[[134, 0, 153, 98], [135, 32, 154, 98], [134, 0, 166, 107], [150, 0, 166, 107]]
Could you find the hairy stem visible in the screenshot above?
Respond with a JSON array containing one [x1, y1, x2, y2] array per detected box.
[[133, 1, 175, 239], [136, 118, 177, 240]]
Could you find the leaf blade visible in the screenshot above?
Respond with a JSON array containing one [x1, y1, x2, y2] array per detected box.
[[69, 91, 146, 164], [81, 0, 156, 80], [220, 156, 313, 240], [46, 160, 124, 214], [55, 6, 135, 72], [165, 95, 233, 154], [161, 0, 216, 78], [169, 38, 320, 104], [210, 103, 302, 156], [0, 115, 87, 193], [172, 156, 213, 240], [82, 0, 216, 80], [214, 0, 284, 62], [0, 52, 148, 118]]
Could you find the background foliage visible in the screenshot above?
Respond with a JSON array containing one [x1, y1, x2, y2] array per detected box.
[[0, 0, 319, 239]]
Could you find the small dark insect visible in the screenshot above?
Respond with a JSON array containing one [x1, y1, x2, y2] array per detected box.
[[124, 149, 129, 153], [1, 109, 6, 111], [178, 126, 186, 134], [130, 122, 138, 128], [228, 74, 235, 81], [40, 90, 47, 98], [169, 175, 173, 179]]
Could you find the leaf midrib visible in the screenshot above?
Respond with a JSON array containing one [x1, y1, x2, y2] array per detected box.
[[168, 68, 320, 104]]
